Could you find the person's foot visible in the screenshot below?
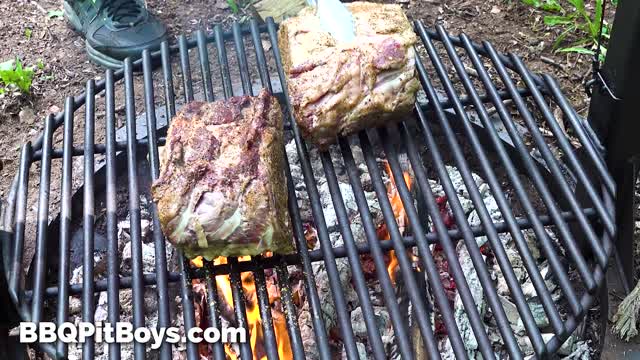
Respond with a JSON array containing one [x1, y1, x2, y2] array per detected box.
[[63, 0, 167, 69]]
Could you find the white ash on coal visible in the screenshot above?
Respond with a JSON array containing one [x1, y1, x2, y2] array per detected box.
[[285, 134, 581, 359]]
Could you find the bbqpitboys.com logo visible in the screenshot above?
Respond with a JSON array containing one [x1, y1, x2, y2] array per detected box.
[[19, 322, 246, 348]]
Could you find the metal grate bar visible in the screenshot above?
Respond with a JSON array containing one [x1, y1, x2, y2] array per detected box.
[[10, 143, 30, 300], [338, 137, 414, 359], [456, 32, 586, 321], [274, 264, 305, 360], [440, 30, 566, 338], [123, 59, 148, 360], [162, 38, 227, 360], [265, 20, 362, 360], [55, 97, 74, 358], [176, 35, 201, 360], [265, 17, 342, 360], [250, 20, 272, 93], [252, 258, 280, 360], [420, 24, 552, 356], [542, 75, 615, 196], [420, 24, 541, 358], [214, 25, 234, 99], [82, 80, 97, 360], [232, 24, 253, 95], [228, 258, 254, 360], [178, 256, 199, 360], [142, 49, 173, 360], [358, 132, 442, 359], [512, 57, 615, 236], [197, 30, 215, 102], [232, 25, 283, 360], [204, 264, 227, 360], [249, 19, 306, 360], [320, 149, 388, 359], [179, 35, 195, 102], [472, 42, 589, 315], [486, 44, 607, 273], [21, 204, 598, 302], [105, 69, 122, 360], [250, 19, 316, 360], [161, 42, 177, 124], [498, 55, 607, 270], [31, 113, 54, 324], [213, 32, 255, 360]]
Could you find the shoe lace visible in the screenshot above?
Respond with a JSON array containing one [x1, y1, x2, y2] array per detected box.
[[98, 0, 144, 26]]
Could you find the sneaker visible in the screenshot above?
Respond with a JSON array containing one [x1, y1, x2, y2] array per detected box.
[[63, 0, 167, 69]]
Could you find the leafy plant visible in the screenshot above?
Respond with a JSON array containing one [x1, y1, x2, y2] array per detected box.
[[0, 58, 35, 94], [24, 28, 32, 40], [522, 0, 616, 61], [227, 0, 240, 14]]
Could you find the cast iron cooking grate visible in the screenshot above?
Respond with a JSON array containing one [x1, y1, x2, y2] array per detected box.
[[1, 18, 615, 360]]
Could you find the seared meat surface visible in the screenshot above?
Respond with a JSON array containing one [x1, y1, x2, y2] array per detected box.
[[152, 90, 293, 258], [279, 2, 420, 149]]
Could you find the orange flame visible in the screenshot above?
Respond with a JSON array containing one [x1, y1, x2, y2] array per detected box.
[[191, 256, 292, 360], [379, 161, 413, 284]]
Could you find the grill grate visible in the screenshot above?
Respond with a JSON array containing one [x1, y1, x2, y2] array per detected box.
[[1, 18, 615, 360]]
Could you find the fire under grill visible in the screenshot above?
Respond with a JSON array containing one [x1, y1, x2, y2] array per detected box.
[[1, 18, 615, 360]]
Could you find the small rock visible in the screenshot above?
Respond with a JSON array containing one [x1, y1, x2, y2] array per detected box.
[[69, 297, 82, 315], [529, 299, 549, 328], [523, 230, 541, 260], [565, 340, 591, 359], [515, 298, 549, 330], [558, 334, 578, 356], [350, 307, 367, 338], [121, 241, 156, 273], [454, 243, 485, 353], [215, 0, 229, 9], [94, 292, 108, 322], [498, 295, 522, 330], [490, 5, 501, 13], [357, 342, 367, 359], [19, 107, 35, 125]]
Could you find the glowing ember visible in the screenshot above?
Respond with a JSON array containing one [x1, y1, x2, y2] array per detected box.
[[378, 161, 414, 284], [190, 256, 292, 360]]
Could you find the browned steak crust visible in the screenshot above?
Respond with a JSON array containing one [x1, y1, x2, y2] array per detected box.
[[151, 89, 293, 258], [279, 2, 420, 149]]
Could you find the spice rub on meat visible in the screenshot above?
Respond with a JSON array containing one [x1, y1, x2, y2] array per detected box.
[[152, 89, 293, 258], [279, 2, 420, 149]]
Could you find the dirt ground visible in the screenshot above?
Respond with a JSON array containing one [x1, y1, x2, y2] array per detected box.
[[0, 0, 623, 357]]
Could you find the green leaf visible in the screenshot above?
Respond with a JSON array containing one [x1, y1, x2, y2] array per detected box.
[[0, 57, 34, 94], [521, 0, 562, 12], [24, 28, 32, 40], [552, 25, 577, 49], [227, 0, 239, 13], [37, 59, 44, 70], [47, 10, 64, 19], [557, 46, 595, 55], [539, 0, 563, 12], [544, 15, 573, 26], [521, 0, 541, 6], [567, 0, 585, 13]]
